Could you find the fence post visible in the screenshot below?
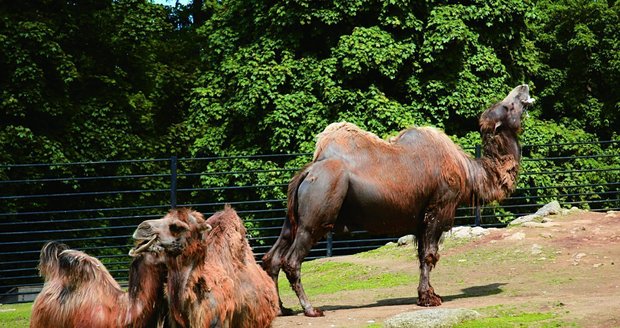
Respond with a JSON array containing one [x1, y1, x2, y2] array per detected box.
[[170, 156, 177, 208], [474, 145, 481, 226], [326, 231, 333, 257]]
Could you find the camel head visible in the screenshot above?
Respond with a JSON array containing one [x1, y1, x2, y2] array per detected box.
[[479, 84, 535, 134], [130, 208, 212, 257]]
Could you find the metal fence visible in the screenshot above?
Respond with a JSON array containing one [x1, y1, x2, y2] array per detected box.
[[1, 140, 619, 303]]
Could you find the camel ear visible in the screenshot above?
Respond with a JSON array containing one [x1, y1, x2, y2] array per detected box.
[[198, 222, 212, 232], [494, 121, 502, 133]]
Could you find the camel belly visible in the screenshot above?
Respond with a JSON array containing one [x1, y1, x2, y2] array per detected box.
[[338, 177, 425, 235]]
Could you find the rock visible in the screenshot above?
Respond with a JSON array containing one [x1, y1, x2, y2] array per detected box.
[[397, 234, 415, 246], [568, 207, 583, 214], [509, 214, 543, 226], [385, 241, 397, 247], [446, 226, 490, 239], [535, 200, 561, 217], [572, 252, 587, 266], [384, 308, 481, 328], [531, 244, 543, 255], [509, 201, 564, 226], [470, 226, 489, 237], [448, 226, 472, 239], [574, 252, 587, 259]]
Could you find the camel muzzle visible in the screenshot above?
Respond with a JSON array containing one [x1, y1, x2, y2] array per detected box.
[[129, 235, 158, 257]]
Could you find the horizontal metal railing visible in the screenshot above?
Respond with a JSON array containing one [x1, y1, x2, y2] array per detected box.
[[0, 140, 618, 303]]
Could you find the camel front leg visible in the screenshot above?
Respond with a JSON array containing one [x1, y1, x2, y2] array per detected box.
[[262, 230, 295, 316], [416, 211, 445, 306]]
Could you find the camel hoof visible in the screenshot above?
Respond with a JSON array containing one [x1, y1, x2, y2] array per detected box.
[[417, 291, 443, 307], [304, 307, 324, 317]]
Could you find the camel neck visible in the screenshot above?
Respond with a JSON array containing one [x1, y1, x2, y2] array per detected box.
[[126, 256, 167, 327], [469, 130, 521, 203]]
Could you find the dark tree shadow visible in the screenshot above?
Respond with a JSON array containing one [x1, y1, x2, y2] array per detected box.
[[306, 282, 507, 313]]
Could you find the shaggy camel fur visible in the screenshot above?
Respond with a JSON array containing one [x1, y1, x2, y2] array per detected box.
[[131, 206, 279, 328], [262, 85, 535, 316], [30, 241, 167, 328]]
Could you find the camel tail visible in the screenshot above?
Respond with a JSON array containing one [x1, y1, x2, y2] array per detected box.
[[286, 164, 311, 239], [38, 241, 69, 278]]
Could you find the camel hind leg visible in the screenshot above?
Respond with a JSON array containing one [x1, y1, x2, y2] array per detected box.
[[261, 223, 295, 315], [281, 159, 349, 317]]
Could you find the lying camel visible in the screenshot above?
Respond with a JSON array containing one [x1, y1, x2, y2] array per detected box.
[[31, 241, 168, 328]]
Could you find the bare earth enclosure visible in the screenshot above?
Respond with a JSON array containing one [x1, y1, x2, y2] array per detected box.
[[272, 210, 620, 327]]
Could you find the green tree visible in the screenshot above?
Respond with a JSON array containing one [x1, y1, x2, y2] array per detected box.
[[530, 0, 620, 139], [188, 0, 536, 157], [0, 0, 198, 164]]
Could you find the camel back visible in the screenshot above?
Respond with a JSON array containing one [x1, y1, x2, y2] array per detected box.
[[204, 206, 254, 266]]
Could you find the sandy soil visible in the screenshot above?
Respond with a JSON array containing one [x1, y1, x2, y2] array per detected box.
[[272, 210, 620, 327]]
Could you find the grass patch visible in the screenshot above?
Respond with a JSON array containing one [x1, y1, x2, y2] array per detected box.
[[454, 305, 576, 328], [278, 260, 416, 297], [357, 236, 473, 261], [357, 243, 416, 260], [0, 303, 31, 328]]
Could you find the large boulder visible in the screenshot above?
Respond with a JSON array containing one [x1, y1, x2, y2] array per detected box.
[[384, 308, 480, 328], [509, 201, 562, 226], [534, 200, 561, 217]]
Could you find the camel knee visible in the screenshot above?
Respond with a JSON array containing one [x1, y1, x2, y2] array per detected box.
[[424, 253, 440, 268], [282, 260, 300, 283]]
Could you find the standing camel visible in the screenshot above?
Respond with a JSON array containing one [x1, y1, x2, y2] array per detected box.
[[130, 206, 279, 328], [262, 85, 535, 317], [30, 241, 168, 328]]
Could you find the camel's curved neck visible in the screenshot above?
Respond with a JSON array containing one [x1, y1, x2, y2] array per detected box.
[[468, 129, 521, 203], [125, 256, 167, 327]]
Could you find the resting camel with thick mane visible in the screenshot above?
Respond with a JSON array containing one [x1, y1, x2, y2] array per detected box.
[[262, 85, 535, 317], [131, 205, 279, 328], [30, 241, 168, 328]]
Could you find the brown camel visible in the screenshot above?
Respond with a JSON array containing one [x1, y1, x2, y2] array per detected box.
[[262, 85, 535, 316], [131, 206, 279, 328], [30, 241, 168, 328]]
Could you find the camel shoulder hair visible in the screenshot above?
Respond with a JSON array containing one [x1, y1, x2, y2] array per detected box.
[[314, 122, 393, 160]]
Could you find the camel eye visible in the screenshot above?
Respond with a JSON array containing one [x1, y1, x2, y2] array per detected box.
[[169, 222, 188, 234]]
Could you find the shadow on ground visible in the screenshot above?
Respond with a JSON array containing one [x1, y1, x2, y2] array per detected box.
[[294, 282, 507, 314]]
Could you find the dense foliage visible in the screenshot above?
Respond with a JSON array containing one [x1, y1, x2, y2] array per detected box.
[[1, 0, 618, 162]]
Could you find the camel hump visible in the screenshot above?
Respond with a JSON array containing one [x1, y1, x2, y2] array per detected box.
[[317, 122, 382, 140], [313, 122, 388, 161]]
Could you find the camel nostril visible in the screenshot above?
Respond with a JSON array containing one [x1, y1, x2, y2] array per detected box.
[[135, 222, 155, 237]]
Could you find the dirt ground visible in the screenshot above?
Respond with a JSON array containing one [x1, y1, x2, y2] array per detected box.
[[272, 210, 620, 328]]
